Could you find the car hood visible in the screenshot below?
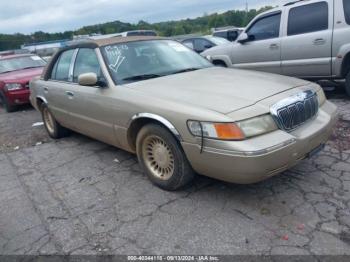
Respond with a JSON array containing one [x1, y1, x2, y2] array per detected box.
[[0, 67, 44, 83], [125, 67, 309, 114]]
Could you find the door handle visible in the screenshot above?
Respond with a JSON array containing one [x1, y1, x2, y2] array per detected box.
[[43, 87, 48, 93], [66, 91, 74, 99], [313, 38, 326, 45], [270, 44, 279, 49]]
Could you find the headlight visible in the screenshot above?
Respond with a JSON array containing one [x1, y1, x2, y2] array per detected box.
[[5, 83, 22, 91], [187, 121, 245, 140], [317, 88, 326, 106], [237, 114, 277, 138], [187, 115, 277, 141]]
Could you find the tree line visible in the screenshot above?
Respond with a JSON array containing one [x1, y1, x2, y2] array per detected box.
[[0, 6, 273, 51]]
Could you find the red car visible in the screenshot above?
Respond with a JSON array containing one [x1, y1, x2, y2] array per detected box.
[[0, 54, 46, 112]]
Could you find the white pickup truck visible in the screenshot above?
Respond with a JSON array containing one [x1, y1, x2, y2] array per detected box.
[[202, 0, 350, 96]]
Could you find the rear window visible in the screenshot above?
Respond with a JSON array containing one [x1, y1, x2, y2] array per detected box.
[[288, 2, 328, 36], [127, 31, 157, 36], [344, 0, 350, 25]]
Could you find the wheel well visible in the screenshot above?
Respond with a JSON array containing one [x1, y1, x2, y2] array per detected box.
[[341, 53, 350, 77], [212, 59, 227, 67], [36, 97, 45, 110], [127, 118, 179, 152]]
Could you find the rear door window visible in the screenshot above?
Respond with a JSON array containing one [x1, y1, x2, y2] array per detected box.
[[51, 49, 75, 81], [344, 0, 350, 25], [288, 2, 328, 36]]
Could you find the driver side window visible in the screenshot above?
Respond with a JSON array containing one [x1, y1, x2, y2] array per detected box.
[[247, 13, 281, 41], [73, 48, 102, 83]]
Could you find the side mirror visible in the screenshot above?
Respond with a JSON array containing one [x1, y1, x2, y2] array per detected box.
[[78, 73, 107, 88], [237, 33, 253, 44]]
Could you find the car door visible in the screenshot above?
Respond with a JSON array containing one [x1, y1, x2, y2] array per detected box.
[[44, 49, 77, 129], [281, 1, 333, 77], [65, 48, 119, 146], [230, 11, 282, 74]]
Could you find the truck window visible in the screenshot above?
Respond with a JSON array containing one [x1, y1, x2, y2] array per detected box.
[[288, 2, 328, 36], [227, 31, 239, 41], [246, 13, 281, 41], [213, 31, 227, 39], [344, 0, 350, 25]]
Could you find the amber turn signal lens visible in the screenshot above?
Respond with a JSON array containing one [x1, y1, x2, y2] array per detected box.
[[213, 123, 245, 140]]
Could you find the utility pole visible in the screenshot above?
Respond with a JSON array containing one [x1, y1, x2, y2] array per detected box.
[[245, 0, 249, 26]]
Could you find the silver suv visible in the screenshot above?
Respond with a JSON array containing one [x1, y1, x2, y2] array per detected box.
[[202, 0, 350, 96]]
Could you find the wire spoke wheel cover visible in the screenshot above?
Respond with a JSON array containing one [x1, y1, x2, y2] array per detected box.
[[43, 107, 55, 134], [142, 135, 175, 180]]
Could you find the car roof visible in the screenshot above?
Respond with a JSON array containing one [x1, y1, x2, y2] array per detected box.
[[258, 7, 282, 17], [42, 36, 167, 81]]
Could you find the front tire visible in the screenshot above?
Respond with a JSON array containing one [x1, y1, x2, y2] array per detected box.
[[346, 71, 350, 97], [136, 124, 195, 191], [41, 104, 69, 139]]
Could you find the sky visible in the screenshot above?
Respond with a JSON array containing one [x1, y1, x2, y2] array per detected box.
[[0, 0, 280, 34]]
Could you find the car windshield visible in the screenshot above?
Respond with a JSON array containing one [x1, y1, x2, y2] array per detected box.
[[0, 55, 46, 74], [206, 36, 230, 45], [101, 40, 213, 84]]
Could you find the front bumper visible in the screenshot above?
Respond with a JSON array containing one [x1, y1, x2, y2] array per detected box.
[[181, 101, 338, 184], [6, 89, 30, 106]]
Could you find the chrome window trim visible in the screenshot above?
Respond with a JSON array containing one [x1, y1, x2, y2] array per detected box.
[[68, 48, 79, 82]]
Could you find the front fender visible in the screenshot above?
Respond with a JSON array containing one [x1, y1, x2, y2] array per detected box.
[[128, 113, 182, 141], [210, 55, 233, 67]]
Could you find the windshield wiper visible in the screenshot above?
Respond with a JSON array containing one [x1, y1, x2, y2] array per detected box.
[[169, 68, 201, 75], [0, 70, 14, 74], [21, 66, 43, 70], [122, 74, 163, 81]]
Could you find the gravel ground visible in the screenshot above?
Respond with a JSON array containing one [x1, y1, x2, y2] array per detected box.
[[0, 89, 349, 256]]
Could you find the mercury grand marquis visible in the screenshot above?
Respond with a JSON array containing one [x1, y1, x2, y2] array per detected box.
[[30, 36, 338, 190]]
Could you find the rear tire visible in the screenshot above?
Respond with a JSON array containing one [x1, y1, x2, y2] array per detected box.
[[41, 103, 69, 139], [346, 71, 350, 97], [136, 124, 195, 191], [0, 93, 16, 113]]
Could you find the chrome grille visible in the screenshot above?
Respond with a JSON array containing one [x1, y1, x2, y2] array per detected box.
[[270, 90, 319, 131]]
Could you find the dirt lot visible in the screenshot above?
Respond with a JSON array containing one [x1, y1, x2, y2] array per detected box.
[[0, 89, 349, 256]]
